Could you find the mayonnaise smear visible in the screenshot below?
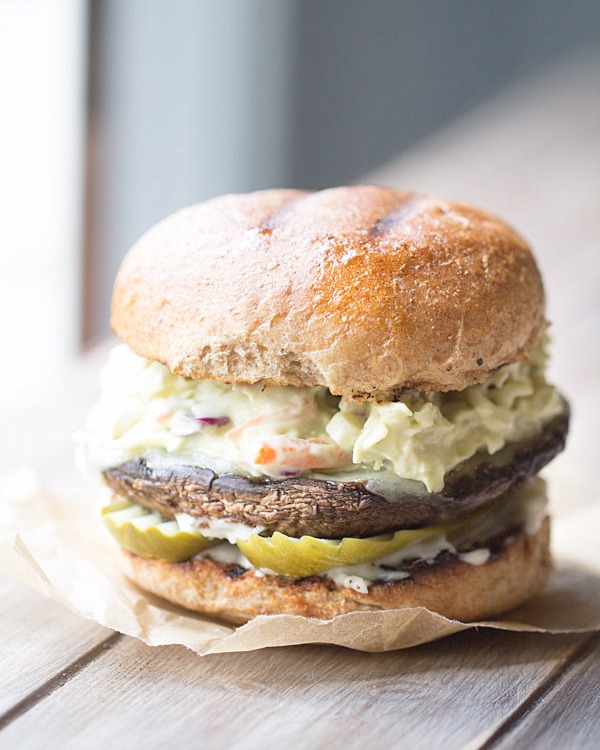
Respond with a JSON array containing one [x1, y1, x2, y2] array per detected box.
[[77, 345, 563, 491]]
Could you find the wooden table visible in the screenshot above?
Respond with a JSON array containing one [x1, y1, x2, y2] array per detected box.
[[1, 54, 599, 748]]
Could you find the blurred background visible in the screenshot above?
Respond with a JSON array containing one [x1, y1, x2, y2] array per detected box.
[[0, 0, 599, 415]]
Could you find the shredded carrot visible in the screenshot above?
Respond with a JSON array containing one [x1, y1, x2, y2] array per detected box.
[[255, 445, 277, 465], [225, 415, 267, 441], [224, 396, 318, 444], [253, 437, 351, 470]]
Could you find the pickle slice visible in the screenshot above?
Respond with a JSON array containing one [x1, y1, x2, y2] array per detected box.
[[102, 499, 217, 562], [237, 526, 444, 577]]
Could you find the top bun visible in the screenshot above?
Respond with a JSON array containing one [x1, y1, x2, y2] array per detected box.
[[111, 185, 546, 400]]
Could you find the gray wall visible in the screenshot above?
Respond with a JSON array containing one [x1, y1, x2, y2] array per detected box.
[[288, 0, 600, 187], [83, 0, 600, 341]]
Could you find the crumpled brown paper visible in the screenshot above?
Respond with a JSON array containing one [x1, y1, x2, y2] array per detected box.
[[1, 466, 598, 654]]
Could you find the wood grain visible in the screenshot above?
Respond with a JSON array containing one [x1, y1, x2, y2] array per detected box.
[[487, 635, 600, 750], [0, 631, 590, 750], [0, 571, 111, 716]]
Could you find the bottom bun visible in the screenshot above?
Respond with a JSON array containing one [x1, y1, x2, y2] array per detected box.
[[118, 518, 551, 625]]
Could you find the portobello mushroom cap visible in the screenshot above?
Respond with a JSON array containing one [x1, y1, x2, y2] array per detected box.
[[103, 405, 568, 539]]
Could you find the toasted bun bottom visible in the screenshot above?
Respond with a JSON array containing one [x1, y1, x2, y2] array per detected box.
[[118, 519, 551, 624]]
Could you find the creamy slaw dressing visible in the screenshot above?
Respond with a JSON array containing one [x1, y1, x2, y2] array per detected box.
[[77, 345, 562, 492]]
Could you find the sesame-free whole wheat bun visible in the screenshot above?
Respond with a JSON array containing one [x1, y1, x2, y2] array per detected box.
[[80, 185, 569, 627], [111, 185, 546, 400]]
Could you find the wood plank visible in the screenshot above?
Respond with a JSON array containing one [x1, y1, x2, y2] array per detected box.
[[0, 630, 588, 750], [0, 570, 112, 716], [485, 634, 600, 749]]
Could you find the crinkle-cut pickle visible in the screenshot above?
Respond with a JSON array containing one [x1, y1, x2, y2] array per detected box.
[[237, 526, 444, 578], [102, 499, 448, 574], [102, 498, 216, 562]]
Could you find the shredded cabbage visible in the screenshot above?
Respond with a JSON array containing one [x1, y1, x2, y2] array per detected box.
[[327, 349, 562, 490]]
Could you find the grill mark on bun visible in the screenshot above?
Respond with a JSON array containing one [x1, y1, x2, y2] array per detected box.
[[259, 190, 313, 234], [370, 193, 420, 237]]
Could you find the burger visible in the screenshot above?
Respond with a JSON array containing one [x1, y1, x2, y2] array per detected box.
[[77, 185, 568, 624]]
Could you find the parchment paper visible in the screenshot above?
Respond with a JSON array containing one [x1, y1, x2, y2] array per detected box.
[[1, 466, 598, 654]]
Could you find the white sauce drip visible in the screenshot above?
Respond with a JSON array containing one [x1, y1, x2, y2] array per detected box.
[[196, 541, 257, 571], [175, 513, 263, 544], [458, 549, 491, 566]]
